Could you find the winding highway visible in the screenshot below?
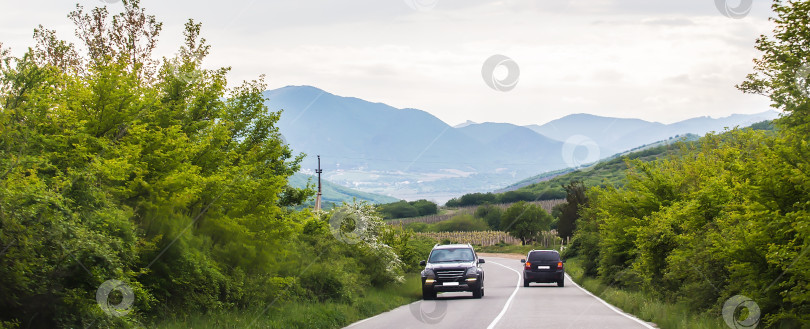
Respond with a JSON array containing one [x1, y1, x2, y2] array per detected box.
[[346, 255, 656, 329]]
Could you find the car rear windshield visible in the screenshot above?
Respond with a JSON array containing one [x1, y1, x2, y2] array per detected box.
[[428, 248, 475, 263], [528, 251, 560, 262]]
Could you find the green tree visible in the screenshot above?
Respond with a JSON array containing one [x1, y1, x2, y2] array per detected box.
[[498, 190, 536, 203], [500, 201, 552, 245], [410, 199, 438, 216], [0, 1, 312, 326], [377, 200, 418, 219], [740, 1, 810, 136], [475, 204, 503, 230], [557, 181, 588, 240]]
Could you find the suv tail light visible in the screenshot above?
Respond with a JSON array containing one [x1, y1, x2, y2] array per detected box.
[[524, 261, 532, 270], [557, 261, 563, 269]]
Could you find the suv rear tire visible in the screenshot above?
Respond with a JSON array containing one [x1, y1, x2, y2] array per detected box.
[[557, 279, 564, 287], [523, 279, 530, 287]]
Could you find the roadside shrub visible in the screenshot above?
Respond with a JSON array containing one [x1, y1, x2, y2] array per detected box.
[[474, 204, 502, 230], [300, 265, 352, 302], [411, 200, 438, 216]]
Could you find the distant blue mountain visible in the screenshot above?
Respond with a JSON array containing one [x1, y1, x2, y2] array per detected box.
[[525, 111, 780, 156], [265, 85, 778, 202], [266, 86, 565, 176]]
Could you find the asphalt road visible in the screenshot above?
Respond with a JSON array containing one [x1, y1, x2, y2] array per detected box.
[[346, 256, 656, 329]]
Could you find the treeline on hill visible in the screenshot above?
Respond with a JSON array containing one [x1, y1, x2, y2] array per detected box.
[[445, 145, 681, 208], [564, 2, 810, 327], [445, 190, 552, 207], [376, 199, 438, 219], [0, 2, 434, 328]]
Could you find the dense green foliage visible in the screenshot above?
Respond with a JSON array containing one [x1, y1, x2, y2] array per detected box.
[[0, 2, 430, 328], [566, 129, 810, 327], [376, 199, 438, 219], [566, 3, 810, 326], [500, 201, 553, 245], [556, 181, 588, 240], [445, 190, 546, 207], [475, 204, 503, 230]]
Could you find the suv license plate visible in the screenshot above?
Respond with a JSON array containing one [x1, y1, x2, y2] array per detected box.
[[443, 282, 459, 286], [538, 266, 550, 269]]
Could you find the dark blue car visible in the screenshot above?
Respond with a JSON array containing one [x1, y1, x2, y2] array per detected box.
[[521, 250, 565, 287]]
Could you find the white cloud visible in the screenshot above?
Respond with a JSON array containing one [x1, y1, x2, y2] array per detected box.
[[1, 0, 777, 126]]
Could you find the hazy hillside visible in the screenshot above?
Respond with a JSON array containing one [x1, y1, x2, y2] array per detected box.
[[525, 111, 780, 156], [266, 86, 565, 201], [267, 85, 778, 202], [288, 173, 399, 208], [505, 125, 772, 200]]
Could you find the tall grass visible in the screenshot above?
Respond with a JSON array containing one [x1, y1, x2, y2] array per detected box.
[[565, 258, 728, 329], [153, 274, 421, 329]]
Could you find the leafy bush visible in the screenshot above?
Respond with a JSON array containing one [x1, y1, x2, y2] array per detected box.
[[569, 129, 810, 326], [376, 201, 419, 219], [474, 204, 503, 230], [410, 200, 438, 216], [376, 200, 438, 219], [500, 202, 552, 245], [0, 3, 420, 327]]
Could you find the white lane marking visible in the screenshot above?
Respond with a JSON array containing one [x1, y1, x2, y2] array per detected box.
[[566, 273, 655, 329], [486, 260, 522, 329]]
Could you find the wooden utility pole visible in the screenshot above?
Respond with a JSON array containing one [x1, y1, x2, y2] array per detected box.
[[315, 155, 323, 211]]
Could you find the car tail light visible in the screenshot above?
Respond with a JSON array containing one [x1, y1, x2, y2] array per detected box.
[[557, 261, 563, 269], [524, 262, 531, 270]]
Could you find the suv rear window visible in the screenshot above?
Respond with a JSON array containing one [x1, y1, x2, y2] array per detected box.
[[428, 248, 475, 263], [528, 251, 560, 262]]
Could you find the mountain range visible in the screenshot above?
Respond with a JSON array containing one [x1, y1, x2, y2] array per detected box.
[[268, 85, 779, 202]]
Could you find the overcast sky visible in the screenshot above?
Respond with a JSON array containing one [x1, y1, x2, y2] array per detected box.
[[2, 0, 778, 126]]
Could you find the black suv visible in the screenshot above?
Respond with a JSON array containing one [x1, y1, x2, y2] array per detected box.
[[419, 244, 485, 299], [521, 250, 565, 287]]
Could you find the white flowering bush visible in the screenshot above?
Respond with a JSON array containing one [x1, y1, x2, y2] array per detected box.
[[328, 201, 405, 284]]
